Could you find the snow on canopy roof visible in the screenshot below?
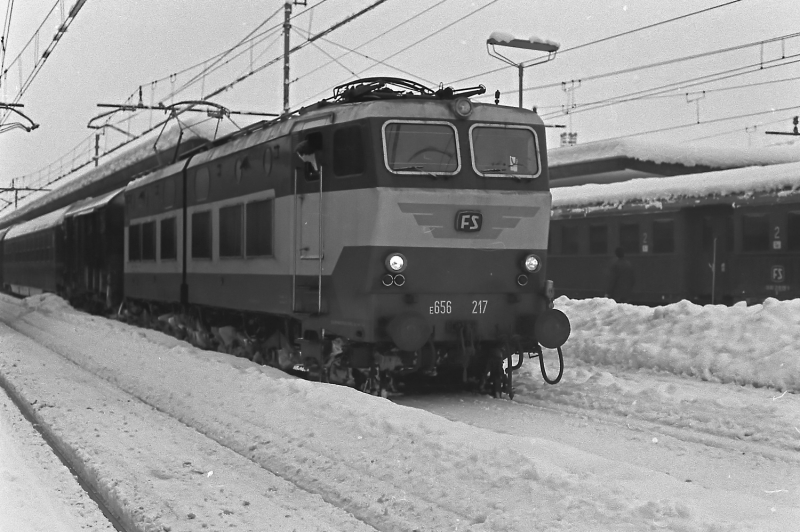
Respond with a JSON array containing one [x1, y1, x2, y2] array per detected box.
[[488, 31, 560, 49], [548, 138, 800, 169], [5, 206, 71, 239], [551, 160, 800, 209], [0, 116, 236, 225]]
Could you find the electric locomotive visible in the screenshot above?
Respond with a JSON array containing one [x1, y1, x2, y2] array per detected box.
[[5, 78, 571, 396]]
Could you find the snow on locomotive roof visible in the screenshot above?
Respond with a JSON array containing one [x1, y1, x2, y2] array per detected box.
[[548, 138, 800, 169], [0, 117, 235, 226], [5, 206, 71, 239], [551, 160, 800, 210]]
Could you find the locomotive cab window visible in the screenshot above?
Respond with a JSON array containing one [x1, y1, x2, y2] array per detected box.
[[383, 120, 459, 175], [296, 132, 323, 182], [469, 124, 540, 178]]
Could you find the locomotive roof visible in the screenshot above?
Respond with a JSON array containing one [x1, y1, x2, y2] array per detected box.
[[548, 138, 800, 187], [551, 160, 800, 217], [127, 99, 543, 192]]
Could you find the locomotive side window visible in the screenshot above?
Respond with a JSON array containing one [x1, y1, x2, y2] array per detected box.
[[619, 223, 639, 254], [787, 212, 800, 251], [128, 224, 141, 262], [652, 220, 674, 253], [561, 225, 580, 255], [191, 211, 212, 259], [141, 221, 156, 261], [333, 126, 364, 177], [383, 121, 459, 175], [741, 214, 769, 252], [219, 204, 244, 258], [246, 199, 273, 257], [588, 225, 607, 254], [160, 217, 177, 260], [470, 124, 540, 178]]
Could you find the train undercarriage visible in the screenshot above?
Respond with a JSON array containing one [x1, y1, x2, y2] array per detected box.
[[111, 298, 566, 399]]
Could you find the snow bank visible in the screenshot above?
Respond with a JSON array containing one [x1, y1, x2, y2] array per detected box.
[[556, 296, 800, 392]]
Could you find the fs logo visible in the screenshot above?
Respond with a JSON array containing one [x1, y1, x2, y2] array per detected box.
[[456, 211, 482, 232]]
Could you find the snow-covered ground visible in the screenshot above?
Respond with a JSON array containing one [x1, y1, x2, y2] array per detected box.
[[1, 293, 799, 531]]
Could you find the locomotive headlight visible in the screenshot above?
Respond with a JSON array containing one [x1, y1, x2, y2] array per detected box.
[[523, 254, 541, 273], [453, 97, 473, 118], [385, 253, 407, 273]]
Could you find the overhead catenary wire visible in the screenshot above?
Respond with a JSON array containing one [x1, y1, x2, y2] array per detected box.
[[296, 0, 503, 107], [538, 53, 800, 121], [447, 0, 746, 86]]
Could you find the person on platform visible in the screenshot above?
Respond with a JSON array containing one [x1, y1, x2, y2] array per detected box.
[[606, 247, 635, 303]]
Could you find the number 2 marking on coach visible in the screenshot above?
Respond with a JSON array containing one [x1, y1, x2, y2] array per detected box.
[[472, 300, 488, 314]]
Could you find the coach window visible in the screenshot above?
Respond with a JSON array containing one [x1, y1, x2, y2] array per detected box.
[[219, 204, 244, 258], [333, 126, 364, 177], [383, 121, 459, 175], [129, 224, 141, 261], [619, 223, 639, 254], [195, 167, 210, 202], [246, 199, 273, 256], [788, 213, 800, 251], [160, 217, 177, 260], [141, 221, 156, 261], [741, 213, 769, 252], [652, 220, 675, 253], [588, 224, 607, 254], [561, 225, 580, 255], [191, 211, 212, 259]]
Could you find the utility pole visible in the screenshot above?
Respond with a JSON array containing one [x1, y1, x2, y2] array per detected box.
[[283, 1, 292, 114]]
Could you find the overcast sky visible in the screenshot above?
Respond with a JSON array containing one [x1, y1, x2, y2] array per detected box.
[[1, 0, 799, 195]]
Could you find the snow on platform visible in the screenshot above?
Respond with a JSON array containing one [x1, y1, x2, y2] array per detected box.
[[1, 293, 799, 531]]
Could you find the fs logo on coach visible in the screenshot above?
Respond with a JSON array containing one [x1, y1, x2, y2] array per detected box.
[[456, 211, 482, 232]]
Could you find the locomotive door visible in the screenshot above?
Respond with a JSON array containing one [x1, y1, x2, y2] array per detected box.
[[292, 130, 325, 314], [686, 206, 733, 304]]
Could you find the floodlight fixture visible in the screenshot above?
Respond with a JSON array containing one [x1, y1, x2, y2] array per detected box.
[[486, 32, 560, 109]]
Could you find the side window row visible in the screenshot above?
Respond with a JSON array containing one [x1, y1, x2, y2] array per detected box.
[[552, 212, 800, 255], [128, 199, 273, 262], [555, 221, 674, 256]]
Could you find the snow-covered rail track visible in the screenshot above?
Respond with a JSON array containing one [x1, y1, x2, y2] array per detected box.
[[0, 321, 380, 532], [0, 379, 119, 532]]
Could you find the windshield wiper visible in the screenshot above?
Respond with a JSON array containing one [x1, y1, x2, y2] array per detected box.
[[395, 165, 441, 180]]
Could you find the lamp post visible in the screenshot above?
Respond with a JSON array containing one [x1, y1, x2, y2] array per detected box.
[[486, 32, 559, 109]]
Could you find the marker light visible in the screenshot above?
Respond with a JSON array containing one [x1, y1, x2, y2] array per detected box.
[[385, 253, 407, 273], [453, 97, 473, 118], [523, 254, 541, 272]]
